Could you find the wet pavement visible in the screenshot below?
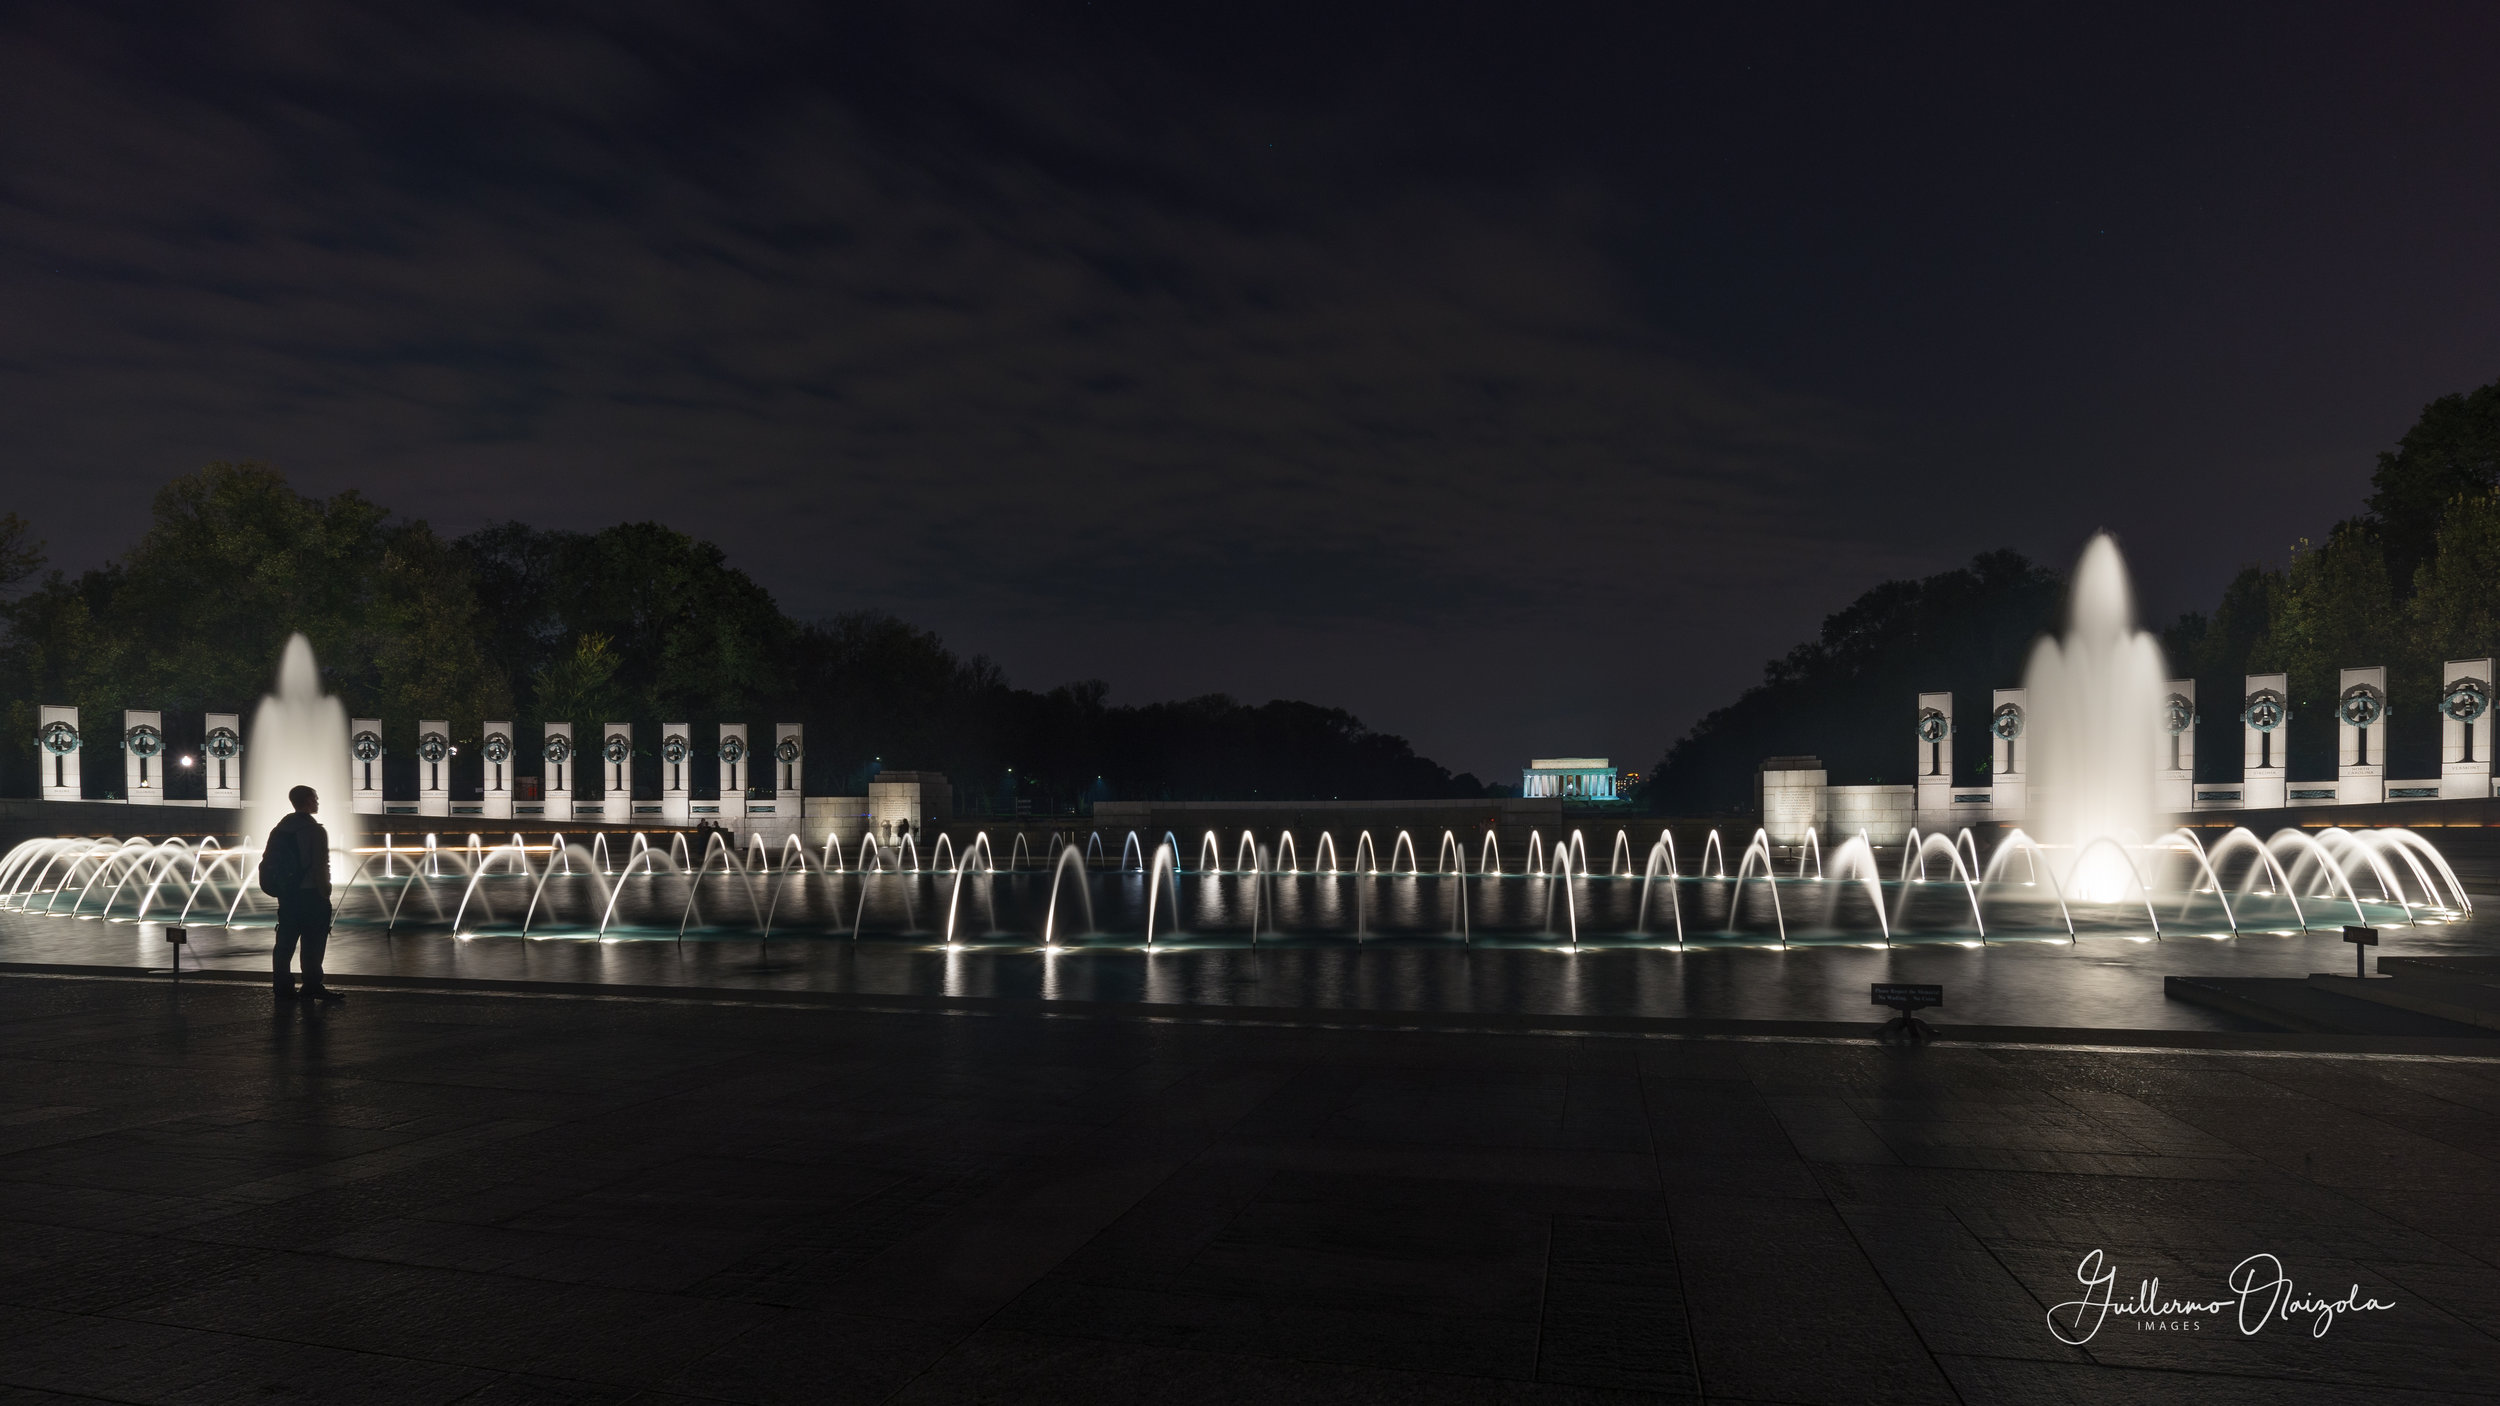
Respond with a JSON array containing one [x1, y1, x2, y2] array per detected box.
[[7, 902, 2500, 1034], [0, 968, 2495, 1403]]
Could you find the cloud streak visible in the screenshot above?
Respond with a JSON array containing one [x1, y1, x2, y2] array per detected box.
[[4, 3, 2493, 775]]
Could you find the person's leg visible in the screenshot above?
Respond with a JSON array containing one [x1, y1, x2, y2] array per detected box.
[[300, 897, 333, 994], [272, 897, 301, 996]]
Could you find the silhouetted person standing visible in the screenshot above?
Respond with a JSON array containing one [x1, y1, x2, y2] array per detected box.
[[266, 784, 343, 1002]]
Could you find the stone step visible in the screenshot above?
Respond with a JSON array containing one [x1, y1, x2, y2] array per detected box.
[[2378, 954, 2500, 989], [2162, 975, 2497, 1037], [2307, 972, 2500, 1032]]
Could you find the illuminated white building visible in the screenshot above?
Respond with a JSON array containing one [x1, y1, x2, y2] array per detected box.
[[1521, 757, 1617, 800]]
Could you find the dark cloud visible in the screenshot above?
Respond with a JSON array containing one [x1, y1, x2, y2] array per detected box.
[[3, 3, 2497, 777]]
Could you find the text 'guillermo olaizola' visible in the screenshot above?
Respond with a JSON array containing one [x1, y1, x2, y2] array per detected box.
[[2048, 1251, 2397, 1344]]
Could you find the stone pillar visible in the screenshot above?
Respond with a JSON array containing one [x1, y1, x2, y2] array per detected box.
[[713, 724, 749, 821], [37, 705, 80, 801], [480, 721, 514, 821], [602, 722, 636, 822], [2336, 666, 2386, 804], [2158, 682, 2195, 814], [350, 719, 384, 814], [659, 723, 691, 825], [1988, 688, 2026, 824], [204, 712, 242, 808], [539, 722, 574, 822], [773, 723, 803, 805], [2240, 673, 2287, 809], [122, 709, 165, 804], [416, 719, 451, 818], [2441, 660, 2494, 799], [1914, 691, 1953, 825]]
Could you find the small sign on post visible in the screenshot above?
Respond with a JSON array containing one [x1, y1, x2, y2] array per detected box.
[[1872, 982, 1943, 1042], [2343, 924, 2378, 979], [164, 925, 188, 980]]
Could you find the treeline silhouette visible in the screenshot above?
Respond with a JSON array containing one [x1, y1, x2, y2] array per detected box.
[[1647, 551, 2064, 814], [0, 465, 1495, 809], [1648, 375, 2500, 814]]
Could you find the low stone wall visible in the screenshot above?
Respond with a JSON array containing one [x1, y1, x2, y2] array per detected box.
[[1827, 784, 1915, 840], [0, 797, 688, 856], [1086, 797, 1570, 863], [0, 799, 241, 854], [1758, 764, 1824, 844]]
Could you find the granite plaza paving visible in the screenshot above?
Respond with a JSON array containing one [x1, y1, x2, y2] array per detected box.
[[0, 969, 2495, 1403]]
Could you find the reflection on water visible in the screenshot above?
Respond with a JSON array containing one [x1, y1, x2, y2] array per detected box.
[[7, 900, 2497, 1035]]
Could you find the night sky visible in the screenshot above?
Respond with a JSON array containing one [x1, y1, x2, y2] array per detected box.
[[7, 4, 2498, 780]]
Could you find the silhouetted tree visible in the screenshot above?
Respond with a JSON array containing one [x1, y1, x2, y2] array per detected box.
[[2161, 564, 2279, 781], [1, 465, 1482, 807], [2246, 524, 2408, 778], [2366, 378, 2500, 597], [4, 465, 506, 769], [1645, 551, 2063, 814], [2409, 489, 2500, 669]]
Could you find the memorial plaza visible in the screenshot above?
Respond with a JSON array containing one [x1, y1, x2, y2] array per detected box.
[[0, 951, 2494, 1403]]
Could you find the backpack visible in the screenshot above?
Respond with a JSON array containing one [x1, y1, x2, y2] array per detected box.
[[258, 830, 302, 898]]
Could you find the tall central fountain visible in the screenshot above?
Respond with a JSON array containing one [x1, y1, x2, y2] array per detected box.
[[2023, 533, 2167, 902], [243, 634, 358, 857]]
